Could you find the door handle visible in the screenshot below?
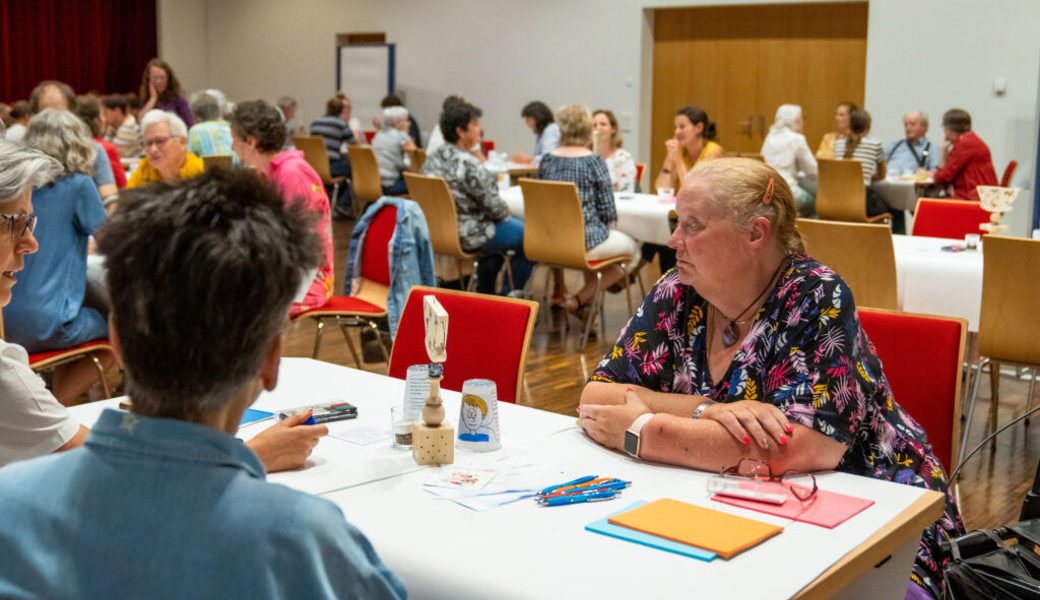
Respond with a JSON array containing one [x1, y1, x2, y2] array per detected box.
[[757, 115, 766, 138], [737, 116, 753, 139]]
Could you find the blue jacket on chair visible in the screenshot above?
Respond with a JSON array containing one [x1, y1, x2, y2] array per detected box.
[[346, 197, 436, 337]]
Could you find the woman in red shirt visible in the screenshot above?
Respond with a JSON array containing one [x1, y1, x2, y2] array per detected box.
[[919, 109, 997, 201]]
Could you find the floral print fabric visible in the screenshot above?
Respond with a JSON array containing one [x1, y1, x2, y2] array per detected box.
[[591, 256, 963, 592]]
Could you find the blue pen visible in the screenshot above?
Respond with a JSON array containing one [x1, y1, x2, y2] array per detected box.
[[542, 481, 631, 499], [541, 490, 616, 507], [539, 475, 596, 496]]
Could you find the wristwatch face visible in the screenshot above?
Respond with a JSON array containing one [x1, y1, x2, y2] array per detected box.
[[624, 430, 639, 457]]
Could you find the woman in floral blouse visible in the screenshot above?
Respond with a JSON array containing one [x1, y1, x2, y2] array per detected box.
[[577, 158, 962, 600]]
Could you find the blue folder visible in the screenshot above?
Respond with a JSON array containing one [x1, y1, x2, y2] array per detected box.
[[240, 409, 274, 426], [585, 500, 717, 562]]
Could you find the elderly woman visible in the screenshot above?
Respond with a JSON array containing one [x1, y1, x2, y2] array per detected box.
[[593, 109, 637, 193], [578, 158, 962, 599], [815, 101, 857, 159], [138, 58, 193, 127], [654, 106, 724, 192], [127, 110, 204, 188], [372, 106, 417, 196], [229, 100, 334, 315], [538, 105, 640, 317], [8, 111, 116, 404], [761, 104, 817, 216]]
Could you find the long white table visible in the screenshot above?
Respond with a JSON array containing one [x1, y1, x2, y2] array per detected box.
[[69, 357, 943, 599], [501, 185, 674, 245], [892, 234, 983, 330], [872, 177, 935, 212]]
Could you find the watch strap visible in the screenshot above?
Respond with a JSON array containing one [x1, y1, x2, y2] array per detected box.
[[692, 401, 716, 419], [624, 413, 655, 458]]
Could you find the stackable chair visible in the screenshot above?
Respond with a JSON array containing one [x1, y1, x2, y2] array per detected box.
[[795, 219, 898, 310], [519, 178, 636, 346], [347, 145, 389, 215], [406, 148, 426, 172], [290, 203, 397, 367], [858, 308, 967, 470], [959, 236, 1040, 464], [816, 159, 891, 224], [294, 135, 347, 211], [910, 198, 990, 240], [201, 155, 232, 171], [388, 286, 537, 404]]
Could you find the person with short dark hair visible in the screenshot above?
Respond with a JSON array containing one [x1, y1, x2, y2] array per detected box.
[[187, 91, 234, 160], [917, 109, 997, 201], [101, 94, 142, 158], [513, 100, 559, 165], [425, 94, 468, 154], [422, 102, 533, 295], [309, 95, 356, 178], [4, 101, 31, 142], [0, 169, 406, 599], [138, 58, 193, 127], [230, 99, 335, 315]]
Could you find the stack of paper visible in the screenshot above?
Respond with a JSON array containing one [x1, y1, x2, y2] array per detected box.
[[422, 455, 568, 511]]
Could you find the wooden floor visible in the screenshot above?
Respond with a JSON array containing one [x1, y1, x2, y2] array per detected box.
[[283, 216, 1038, 532]]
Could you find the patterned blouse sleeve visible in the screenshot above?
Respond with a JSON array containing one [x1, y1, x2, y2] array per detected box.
[[591, 156, 617, 225], [590, 272, 684, 390], [769, 270, 866, 447], [461, 158, 508, 221]]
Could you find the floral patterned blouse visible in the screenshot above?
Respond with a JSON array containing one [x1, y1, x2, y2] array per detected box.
[[591, 257, 963, 594], [603, 148, 637, 193]]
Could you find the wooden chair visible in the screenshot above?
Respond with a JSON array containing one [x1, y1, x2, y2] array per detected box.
[[959, 236, 1040, 465], [290, 203, 397, 366], [858, 308, 967, 471], [388, 286, 537, 404], [0, 311, 117, 399], [796, 219, 897, 309], [294, 135, 347, 211], [406, 148, 426, 172], [201, 155, 232, 171], [911, 198, 990, 239], [816, 159, 891, 224], [519, 178, 636, 346], [347, 145, 387, 215]]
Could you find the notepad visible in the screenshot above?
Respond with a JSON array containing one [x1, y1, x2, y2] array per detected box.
[[607, 498, 782, 559], [711, 488, 874, 529], [586, 501, 717, 561]]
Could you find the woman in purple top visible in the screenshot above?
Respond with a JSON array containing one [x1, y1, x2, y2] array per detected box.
[[138, 58, 193, 127]]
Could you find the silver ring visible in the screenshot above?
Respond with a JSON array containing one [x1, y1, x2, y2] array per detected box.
[[761, 437, 771, 449]]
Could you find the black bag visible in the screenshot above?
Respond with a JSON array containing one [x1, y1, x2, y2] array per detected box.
[[944, 529, 1040, 599]]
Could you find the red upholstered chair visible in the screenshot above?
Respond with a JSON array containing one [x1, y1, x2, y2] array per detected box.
[[482, 140, 495, 155], [363, 130, 377, 145], [911, 198, 990, 239], [388, 286, 537, 404], [1000, 160, 1018, 187], [858, 308, 967, 470], [291, 204, 396, 366], [635, 163, 645, 192]]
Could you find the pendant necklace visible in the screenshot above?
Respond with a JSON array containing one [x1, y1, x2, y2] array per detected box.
[[711, 259, 787, 348]]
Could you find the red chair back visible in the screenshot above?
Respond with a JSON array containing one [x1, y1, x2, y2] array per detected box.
[[911, 198, 990, 239], [361, 205, 397, 286], [857, 308, 966, 470], [363, 130, 376, 144], [1001, 160, 1018, 187], [635, 163, 645, 188], [482, 140, 495, 155], [388, 286, 538, 404]]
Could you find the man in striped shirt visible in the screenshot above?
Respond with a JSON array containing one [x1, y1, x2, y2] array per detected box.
[[309, 95, 356, 179]]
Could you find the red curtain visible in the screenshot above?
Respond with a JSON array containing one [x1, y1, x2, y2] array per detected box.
[[0, 0, 157, 102]]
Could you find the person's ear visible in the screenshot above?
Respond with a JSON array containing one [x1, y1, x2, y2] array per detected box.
[[259, 334, 282, 392], [748, 216, 773, 247]]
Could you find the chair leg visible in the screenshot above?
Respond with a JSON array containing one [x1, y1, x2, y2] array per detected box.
[[367, 320, 390, 363], [989, 360, 1001, 445], [338, 319, 363, 368], [89, 353, 112, 399], [311, 318, 326, 359], [581, 272, 603, 347], [541, 266, 555, 332], [1027, 369, 1037, 426], [502, 253, 515, 292], [957, 357, 990, 476]]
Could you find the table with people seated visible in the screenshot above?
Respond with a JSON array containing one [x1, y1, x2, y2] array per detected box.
[[501, 185, 674, 245], [871, 176, 935, 212], [892, 234, 983, 330], [69, 357, 944, 599]]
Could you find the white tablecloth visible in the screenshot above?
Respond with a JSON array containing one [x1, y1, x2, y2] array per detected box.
[[501, 185, 674, 245], [893, 234, 983, 330], [871, 178, 934, 212]]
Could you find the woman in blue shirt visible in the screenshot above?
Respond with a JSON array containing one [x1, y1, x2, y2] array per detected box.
[[513, 100, 560, 166]]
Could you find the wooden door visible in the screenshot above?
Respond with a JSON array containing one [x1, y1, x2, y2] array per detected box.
[[651, 3, 868, 175]]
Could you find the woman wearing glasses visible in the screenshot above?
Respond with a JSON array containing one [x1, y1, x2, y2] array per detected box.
[[138, 58, 193, 128], [577, 158, 962, 600], [3, 117, 115, 406]]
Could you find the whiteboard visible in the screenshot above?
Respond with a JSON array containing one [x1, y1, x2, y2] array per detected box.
[[337, 44, 395, 137]]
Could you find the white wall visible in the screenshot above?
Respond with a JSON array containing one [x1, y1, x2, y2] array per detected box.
[[159, 0, 1040, 234]]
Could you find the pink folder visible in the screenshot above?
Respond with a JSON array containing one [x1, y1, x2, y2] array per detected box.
[[711, 488, 874, 529]]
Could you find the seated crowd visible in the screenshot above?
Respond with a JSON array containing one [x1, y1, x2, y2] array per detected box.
[[0, 54, 1007, 599]]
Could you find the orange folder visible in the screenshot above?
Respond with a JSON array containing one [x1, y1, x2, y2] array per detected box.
[[607, 498, 782, 559]]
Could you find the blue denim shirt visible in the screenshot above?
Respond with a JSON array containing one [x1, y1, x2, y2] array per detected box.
[[884, 136, 937, 173], [346, 197, 436, 337], [0, 409, 406, 600]]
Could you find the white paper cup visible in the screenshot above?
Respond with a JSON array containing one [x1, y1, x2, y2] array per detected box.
[[964, 233, 981, 250], [456, 379, 502, 452], [403, 364, 430, 421], [656, 187, 674, 201]]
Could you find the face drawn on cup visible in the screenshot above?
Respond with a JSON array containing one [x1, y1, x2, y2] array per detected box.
[[457, 379, 502, 451]]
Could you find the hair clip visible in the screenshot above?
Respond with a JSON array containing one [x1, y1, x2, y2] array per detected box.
[[763, 177, 775, 205]]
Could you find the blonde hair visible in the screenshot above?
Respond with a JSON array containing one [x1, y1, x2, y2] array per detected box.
[[462, 394, 488, 416], [555, 104, 592, 148], [688, 158, 805, 256], [592, 109, 623, 149]]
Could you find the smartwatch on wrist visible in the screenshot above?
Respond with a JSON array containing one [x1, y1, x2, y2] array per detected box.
[[623, 413, 655, 459], [692, 401, 716, 419]]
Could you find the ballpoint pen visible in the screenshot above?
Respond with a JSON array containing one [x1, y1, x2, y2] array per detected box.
[[539, 490, 616, 507], [539, 475, 597, 496], [540, 480, 630, 499]]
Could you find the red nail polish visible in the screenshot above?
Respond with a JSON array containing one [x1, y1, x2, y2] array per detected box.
[[779, 435, 788, 445], [625, 387, 634, 392], [576, 406, 581, 413], [785, 424, 793, 434], [742, 436, 750, 445]]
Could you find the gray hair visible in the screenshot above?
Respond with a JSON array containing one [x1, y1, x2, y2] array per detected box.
[[904, 110, 929, 127], [140, 109, 188, 138], [96, 169, 324, 420], [189, 92, 222, 122], [24, 109, 96, 176], [381, 106, 408, 130], [0, 142, 64, 203], [770, 104, 802, 134]]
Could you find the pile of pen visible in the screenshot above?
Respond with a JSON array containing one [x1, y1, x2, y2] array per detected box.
[[535, 475, 631, 507]]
